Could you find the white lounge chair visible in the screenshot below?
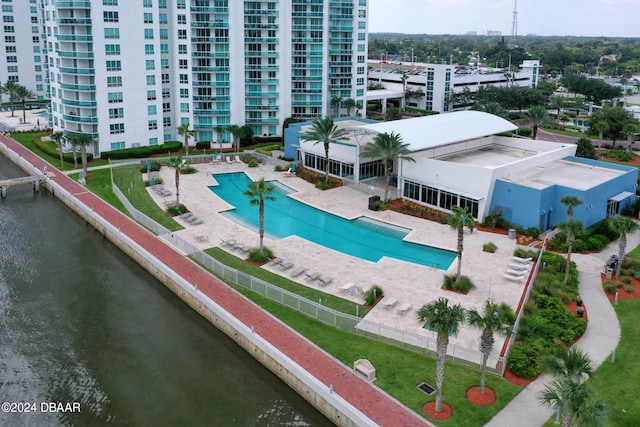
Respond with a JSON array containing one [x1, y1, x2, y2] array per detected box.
[[305, 272, 321, 281], [509, 263, 529, 271], [279, 261, 294, 271], [503, 271, 526, 282], [339, 283, 355, 293], [290, 267, 306, 278], [318, 276, 333, 286], [225, 156, 233, 164], [220, 238, 236, 247], [512, 256, 533, 264], [234, 155, 242, 163], [397, 302, 412, 315], [381, 297, 398, 309]]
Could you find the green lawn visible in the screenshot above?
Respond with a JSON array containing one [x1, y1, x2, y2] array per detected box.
[[588, 299, 640, 426]]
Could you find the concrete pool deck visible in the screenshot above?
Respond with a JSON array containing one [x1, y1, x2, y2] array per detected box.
[[148, 159, 526, 357]]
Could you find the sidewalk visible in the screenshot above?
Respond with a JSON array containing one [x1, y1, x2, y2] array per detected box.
[[486, 228, 640, 426]]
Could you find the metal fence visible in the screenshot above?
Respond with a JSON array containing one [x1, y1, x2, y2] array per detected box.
[[110, 165, 504, 374]]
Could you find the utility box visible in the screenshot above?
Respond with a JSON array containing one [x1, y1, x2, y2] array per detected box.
[[508, 229, 517, 240], [605, 267, 613, 280], [368, 196, 381, 211]]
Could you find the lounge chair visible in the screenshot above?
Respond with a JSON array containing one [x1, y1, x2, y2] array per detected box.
[[279, 261, 294, 271], [397, 302, 412, 315], [318, 276, 333, 286], [503, 271, 525, 282], [290, 267, 306, 278], [191, 219, 203, 226], [220, 239, 236, 247], [381, 297, 398, 309], [509, 263, 529, 271], [512, 256, 533, 264], [268, 257, 284, 267], [339, 283, 355, 293], [225, 156, 233, 164], [234, 155, 242, 163], [305, 272, 321, 281]]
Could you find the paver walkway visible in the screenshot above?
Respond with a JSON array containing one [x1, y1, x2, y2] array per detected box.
[[0, 134, 432, 426], [486, 230, 640, 426]]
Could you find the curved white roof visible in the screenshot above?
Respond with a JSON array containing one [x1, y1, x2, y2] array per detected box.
[[355, 111, 518, 152]]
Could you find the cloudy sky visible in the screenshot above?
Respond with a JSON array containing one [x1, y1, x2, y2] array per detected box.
[[369, 0, 639, 37]]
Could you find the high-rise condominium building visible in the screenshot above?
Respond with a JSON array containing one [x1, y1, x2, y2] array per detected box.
[[8, 0, 368, 155], [0, 0, 48, 100]]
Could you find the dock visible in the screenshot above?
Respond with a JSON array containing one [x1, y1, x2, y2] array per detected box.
[[0, 174, 48, 197]]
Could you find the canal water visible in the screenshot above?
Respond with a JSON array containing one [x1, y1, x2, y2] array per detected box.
[[0, 154, 332, 426]]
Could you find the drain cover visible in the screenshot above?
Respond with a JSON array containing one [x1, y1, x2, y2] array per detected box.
[[417, 381, 435, 395]]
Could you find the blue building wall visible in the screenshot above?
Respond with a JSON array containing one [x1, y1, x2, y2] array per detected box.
[[491, 157, 637, 231], [283, 116, 377, 160]]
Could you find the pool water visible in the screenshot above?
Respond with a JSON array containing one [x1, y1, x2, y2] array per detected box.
[[209, 173, 456, 269]]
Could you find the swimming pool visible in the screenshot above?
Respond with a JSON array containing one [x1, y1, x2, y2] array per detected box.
[[209, 172, 456, 269]]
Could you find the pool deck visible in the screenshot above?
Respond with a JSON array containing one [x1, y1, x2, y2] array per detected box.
[[151, 160, 525, 355]]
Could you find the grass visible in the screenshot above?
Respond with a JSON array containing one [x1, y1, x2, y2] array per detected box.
[[626, 245, 640, 259], [588, 299, 640, 426], [69, 168, 127, 213], [111, 165, 183, 232], [201, 251, 523, 426]]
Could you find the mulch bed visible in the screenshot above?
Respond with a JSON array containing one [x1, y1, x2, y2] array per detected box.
[[422, 401, 453, 420], [503, 369, 534, 387], [466, 386, 496, 406], [601, 273, 640, 301]]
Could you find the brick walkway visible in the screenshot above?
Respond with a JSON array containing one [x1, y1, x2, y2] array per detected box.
[[0, 134, 430, 427]]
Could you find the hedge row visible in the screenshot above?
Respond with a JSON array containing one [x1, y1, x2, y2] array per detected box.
[[255, 144, 283, 156], [100, 141, 182, 159], [33, 138, 93, 163]]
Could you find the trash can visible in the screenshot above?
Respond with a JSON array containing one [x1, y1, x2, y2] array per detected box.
[[368, 196, 381, 211], [508, 229, 517, 240], [605, 267, 613, 280]]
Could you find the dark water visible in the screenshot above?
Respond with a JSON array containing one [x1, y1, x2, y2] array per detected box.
[[0, 154, 332, 426]]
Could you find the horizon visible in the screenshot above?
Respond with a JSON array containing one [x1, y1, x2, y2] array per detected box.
[[369, 0, 640, 39]]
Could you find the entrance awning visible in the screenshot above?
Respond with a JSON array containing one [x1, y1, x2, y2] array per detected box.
[[609, 191, 634, 202]]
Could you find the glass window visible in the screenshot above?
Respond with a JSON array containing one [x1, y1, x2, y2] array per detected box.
[[145, 59, 155, 70], [146, 75, 156, 85], [106, 60, 121, 71], [147, 90, 156, 100], [143, 13, 153, 24], [108, 107, 124, 118], [103, 11, 119, 22], [147, 105, 157, 115], [144, 28, 153, 39], [105, 44, 120, 55], [107, 76, 122, 87], [104, 28, 119, 39], [108, 92, 123, 103], [110, 123, 125, 134]]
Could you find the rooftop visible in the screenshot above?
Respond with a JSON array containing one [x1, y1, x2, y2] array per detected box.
[[435, 143, 540, 168]]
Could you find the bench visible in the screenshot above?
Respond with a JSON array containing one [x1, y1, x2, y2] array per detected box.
[[354, 359, 376, 381]]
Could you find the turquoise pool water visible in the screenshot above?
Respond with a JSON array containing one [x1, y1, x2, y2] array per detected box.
[[37, 110, 51, 120], [209, 173, 456, 269]]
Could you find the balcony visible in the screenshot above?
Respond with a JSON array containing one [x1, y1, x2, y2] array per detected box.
[[63, 114, 98, 123], [58, 67, 95, 75], [57, 50, 94, 59], [246, 105, 279, 111], [190, 6, 228, 13], [192, 81, 230, 87], [59, 83, 95, 91], [57, 34, 93, 42], [56, 17, 92, 25], [61, 99, 97, 107], [55, 1, 91, 7]]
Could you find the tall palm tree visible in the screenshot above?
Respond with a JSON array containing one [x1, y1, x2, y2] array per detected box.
[[417, 297, 466, 413], [66, 132, 80, 168], [300, 116, 350, 184], [560, 195, 583, 219], [360, 131, 415, 201], [177, 123, 195, 157], [549, 96, 568, 124], [446, 205, 476, 281], [622, 122, 639, 152], [543, 347, 594, 382], [71, 133, 93, 177], [467, 300, 514, 395], [167, 155, 187, 208], [0, 80, 20, 117], [331, 96, 342, 118], [243, 178, 276, 254], [526, 105, 550, 139], [400, 73, 409, 109], [14, 85, 36, 125], [570, 97, 588, 117], [228, 124, 242, 154], [557, 219, 584, 286], [50, 131, 65, 168], [213, 124, 226, 154], [590, 119, 610, 150], [344, 98, 357, 116], [608, 216, 639, 278]]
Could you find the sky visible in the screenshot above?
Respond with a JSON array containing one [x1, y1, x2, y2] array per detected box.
[[368, 0, 640, 38]]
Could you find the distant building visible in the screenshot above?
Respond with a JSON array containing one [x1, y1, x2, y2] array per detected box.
[[486, 30, 502, 36], [367, 60, 541, 113], [285, 111, 637, 230]]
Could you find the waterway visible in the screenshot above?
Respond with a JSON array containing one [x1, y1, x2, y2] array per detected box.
[[0, 154, 332, 426]]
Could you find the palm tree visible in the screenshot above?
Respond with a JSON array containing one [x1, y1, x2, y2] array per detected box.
[[344, 98, 357, 116], [417, 297, 466, 413], [526, 105, 550, 139], [560, 195, 583, 219], [557, 219, 584, 286], [622, 122, 639, 152], [330, 96, 342, 117], [300, 116, 350, 184], [590, 119, 610, 150], [549, 96, 568, 124], [177, 123, 195, 157], [228, 124, 242, 154], [0, 80, 20, 117], [69, 132, 93, 177], [446, 205, 476, 281], [470, 101, 509, 119], [360, 131, 415, 201], [14, 85, 36, 125], [243, 178, 276, 254], [467, 300, 514, 395], [539, 349, 609, 427], [608, 216, 639, 278], [167, 155, 187, 208], [400, 73, 409, 109], [213, 124, 226, 153], [50, 131, 65, 168], [65, 132, 80, 168], [570, 97, 588, 117]]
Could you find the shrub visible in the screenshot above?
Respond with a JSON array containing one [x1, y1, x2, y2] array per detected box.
[[363, 285, 384, 306], [483, 242, 497, 253], [518, 127, 532, 137], [139, 161, 162, 173], [144, 177, 164, 186], [247, 159, 259, 168], [622, 276, 632, 284], [507, 341, 544, 380], [514, 248, 539, 259], [33, 138, 94, 163], [100, 141, 182, 159], [195, 141, 211, 149], [182, 166, 197, 174], [603, 281, 618, 295], [443, 274, 475, 293], [274, 165, 284, 172], [166, 204, 188, 216], [248, 246, 273, 263]]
